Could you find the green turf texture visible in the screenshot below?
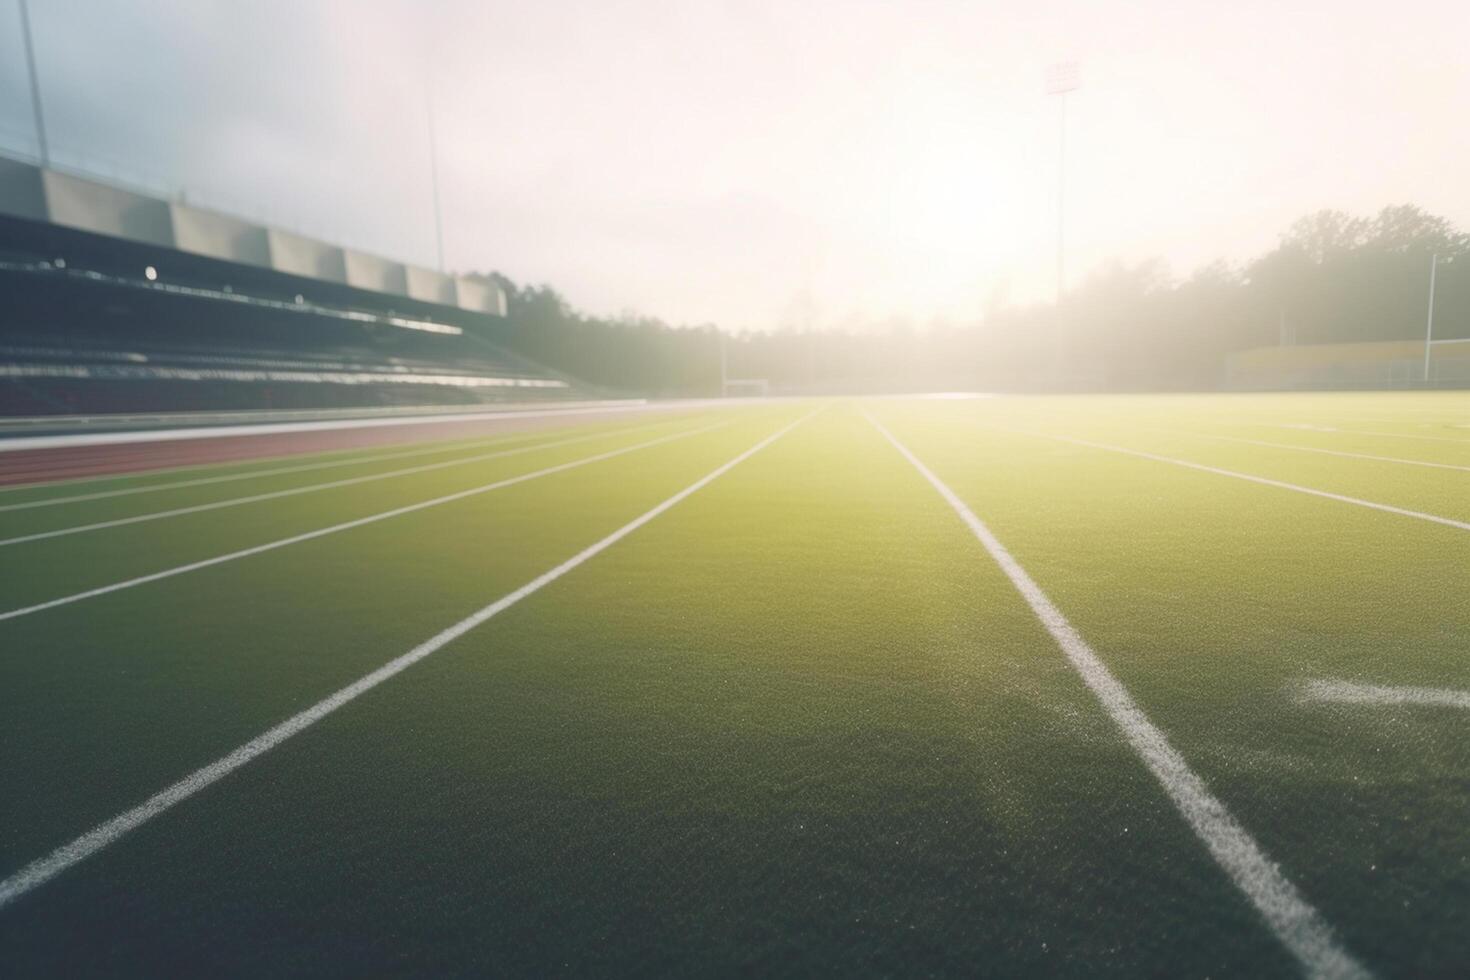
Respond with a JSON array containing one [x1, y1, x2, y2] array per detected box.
[[1, 393, 1466, 976]]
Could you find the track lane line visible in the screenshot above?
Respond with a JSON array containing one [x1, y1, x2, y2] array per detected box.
[[0, 416, 702, 514], [0, 407, 817, 910], [0, 418, 703, 547], [865, 414, 1368, 980], [0, 420, 733, 624], [1002, 428, 1470, 533]]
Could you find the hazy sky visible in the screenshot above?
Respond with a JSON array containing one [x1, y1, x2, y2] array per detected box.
[[2, 0, 1467, 330]]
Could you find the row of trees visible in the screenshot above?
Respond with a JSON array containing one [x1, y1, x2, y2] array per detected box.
[[471, 205, 1469, 395]]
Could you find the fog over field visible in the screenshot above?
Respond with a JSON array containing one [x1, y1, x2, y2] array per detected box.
[[3, 0, 1466, 329]]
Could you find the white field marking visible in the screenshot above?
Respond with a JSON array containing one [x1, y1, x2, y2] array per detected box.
[[1008, 429, 1470, 534], [0, 417, 687, 514], [0, 419, 698, 547], [0, 409, 817, 911], [1178, 432, 1470, 474], [865, 415, 1368, 980], [1259, 426, 1470, 448], [1301, 679, 1470, 711], [0, 420, 731, 624]]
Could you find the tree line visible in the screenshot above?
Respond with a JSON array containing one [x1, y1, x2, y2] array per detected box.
[[469, 204, 1469, 395]]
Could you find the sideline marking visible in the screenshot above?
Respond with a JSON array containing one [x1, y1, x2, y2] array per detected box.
[[866, 414, 1367, 980], [0, 420, 692, 547], [1184, 433, 1470, 474], [0, 408, 817, 910], [0, 417, 682, 513], [1013, 430, 1470, 534], [1301, 680, 1470, 711], [0, 421, 729, 624]]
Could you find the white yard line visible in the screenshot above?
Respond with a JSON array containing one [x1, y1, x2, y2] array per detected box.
[[0, 420, 689, 547], [0, 419, 677, 513], [0, 421, 731, 624], [1182, 433, 1470, 474], [1301, 680, 1470, 711], [1011, 429, 1470, 534], [866, 414, 1367, 980], [0, 409, 816, 911]]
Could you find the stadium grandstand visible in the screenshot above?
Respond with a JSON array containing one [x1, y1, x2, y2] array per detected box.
[[0, 153, 581, 418]]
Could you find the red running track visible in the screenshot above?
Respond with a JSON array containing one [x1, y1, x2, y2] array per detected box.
[[0, 407, 691, 487]]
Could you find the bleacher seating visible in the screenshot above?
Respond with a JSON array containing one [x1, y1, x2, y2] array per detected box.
[[0, 337, 568, 416], [0, 214, 577, 417]]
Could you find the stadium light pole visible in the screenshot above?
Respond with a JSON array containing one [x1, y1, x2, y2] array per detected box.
[[17, 0, 50, 167], [1046, 62, 1079, 385], [425, 76, 446, 273], [719, 333, 727, 396], [1046, 62, 1079, 303], [1423, 252, 1438, 384]]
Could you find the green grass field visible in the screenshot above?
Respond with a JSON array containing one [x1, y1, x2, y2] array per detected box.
[[1, 393, 1467, 976]]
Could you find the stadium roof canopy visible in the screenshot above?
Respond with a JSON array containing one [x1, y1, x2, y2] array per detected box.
[[0, 153, 505, 318]]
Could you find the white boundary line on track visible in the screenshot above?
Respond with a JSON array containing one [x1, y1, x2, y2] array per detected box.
[[865, 414, 1368, 980], [0, 418, 685, 514], [0, 402, 659, 453], [0, 419, 689, 547], [0, 408, 818, 911], [1181, 432, 1470, 474], [1007, 429, 1470, 534], [0, 420, 731, 624], [1300, 680, 1470, 711]]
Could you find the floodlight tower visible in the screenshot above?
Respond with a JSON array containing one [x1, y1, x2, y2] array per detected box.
[[719, 330, 728, 397], [18, 0, 50, 166], [420, 17, 447, 274], [1423, 253, 1439, 383], [1045, 62, 1079, 386], [1045, 62, 1080, 304], [425, 75, 446, 273]]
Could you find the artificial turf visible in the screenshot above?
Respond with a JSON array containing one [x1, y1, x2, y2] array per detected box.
[[1, 393, 1466, 975]]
